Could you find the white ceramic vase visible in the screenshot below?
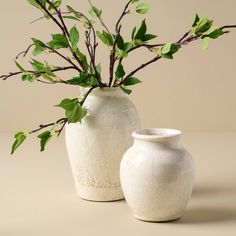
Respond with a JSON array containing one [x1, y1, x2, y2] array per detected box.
[[65, 87, 140, 202], [120, 128, 194, 222]]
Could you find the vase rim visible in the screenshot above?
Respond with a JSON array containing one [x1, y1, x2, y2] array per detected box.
[[132, 128, 182, 141]]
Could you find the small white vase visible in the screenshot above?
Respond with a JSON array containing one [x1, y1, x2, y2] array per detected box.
[[65, 87, 140, 202], [120, 128, 194, 222]]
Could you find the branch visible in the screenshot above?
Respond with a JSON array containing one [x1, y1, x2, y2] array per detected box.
[[121, 55, 161, 83], [29, 86, 97, 137], [37, 0, 84, 71], [220, 25, 236, 30], [16, 44, 34, 59], [30, 118, 68, 134], [45, 45, 82, 72], [115, 0, 133, 34], [121, 24, 236, 84], [0, 66, 76, 83], [35, 0, 64, 32], [88, 0, 112, 34]]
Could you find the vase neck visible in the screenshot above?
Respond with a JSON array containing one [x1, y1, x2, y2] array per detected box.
[[81, 87, 126, 97], [133, 128, 182, 149]]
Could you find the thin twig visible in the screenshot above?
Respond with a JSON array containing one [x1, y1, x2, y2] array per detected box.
[[115, 0, 133, 34], [30, 118, 67, 134], [0, 66, 76, 83], [88, 0, 112, 34], [35, 0, 65, 32], [16, 44, 34, 59]]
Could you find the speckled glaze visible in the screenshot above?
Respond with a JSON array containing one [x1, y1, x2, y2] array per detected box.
[[65, 87, 140, 202], [120, 128, 194, 222]]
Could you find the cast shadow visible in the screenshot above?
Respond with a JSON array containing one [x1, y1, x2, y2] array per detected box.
[[175, 185, 236, 224], [176, 207, 236, 224], [192, 185, 236, 198]]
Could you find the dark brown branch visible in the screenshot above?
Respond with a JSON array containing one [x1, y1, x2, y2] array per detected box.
[[16, 44, 34, 59], [108, 1, 133, 87], [115, 0, 133, 34], [45, 45, 82, 72], [1, 66, 76, 83], [121, 55, 161, 84], [29, 86, 97, 136], [35, 0, 65, 32], [38, 0, 84, 71], [121, 24, 236, 84], [30, 118, 68, 134], [220, 25, 236, 30], [177, 31, 191, 43]]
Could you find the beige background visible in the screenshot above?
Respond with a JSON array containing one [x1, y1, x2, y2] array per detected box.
[[0, 0, 236, 132]]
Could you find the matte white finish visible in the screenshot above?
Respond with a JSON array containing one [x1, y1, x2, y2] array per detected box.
[[65, 88, 140, 201], [120, 128, 194, 222]]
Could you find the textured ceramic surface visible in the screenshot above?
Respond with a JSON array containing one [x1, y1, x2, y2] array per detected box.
[[65, 88, 140, 201], [120, 128, 194, 222]]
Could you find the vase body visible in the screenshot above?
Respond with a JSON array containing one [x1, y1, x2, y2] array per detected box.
[[120, 128, 194, 222], [65, 87, 140, 201]]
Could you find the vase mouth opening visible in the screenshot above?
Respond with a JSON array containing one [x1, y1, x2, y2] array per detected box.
[[132, 128, 182, 140]]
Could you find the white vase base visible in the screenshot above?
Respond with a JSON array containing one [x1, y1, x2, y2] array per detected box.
[[76, 186, 124, 202], [133, 214, 182, 223]]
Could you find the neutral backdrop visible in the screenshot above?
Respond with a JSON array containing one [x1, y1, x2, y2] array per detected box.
[[0, 0, 236, 132]]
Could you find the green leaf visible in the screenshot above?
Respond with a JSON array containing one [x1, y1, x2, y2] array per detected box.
[[56, 98, 78, 110], [136, 3, 149, 14], [52, 0, 62, 8], [116, 35, 125, 50], [32, 38, 46, 56], [47, 34, 69, 49], [75, 49, 89, 71], [134, 39, 144, 46], [124, 42, 133, 52], [66, 105, 87, 123], [30, 59, 45, 71], [89, 6, 102, 18], [69, 26, 80, 50], [116, 49, 128, 59], [96, 31, 113, 46], [202, 37, 210, 50], [131, 26, 137, 40], [95, 63, 102, 74], [66, 5, 84, 20], [203, 27, 224, 39], [120, 86, 132, 95], [115, 63, 125, 79], [67, 72, 98, 87], [37, 131, 52, 152], [135, 19, 147, 40], [15, 60, 26, 72], [194, 17, 213, 36], [161, 43, 181, 59], [123, 77, 142, 86], [22, 74, 35, 82], [63, 16, 79, 21], [27, 0, 46, 9], [142, 34, 157, 41], [192, 14, 200, 27], [56, 98, 87, 123], [131, 0, 139, 4], [11, 132, 27, 155]]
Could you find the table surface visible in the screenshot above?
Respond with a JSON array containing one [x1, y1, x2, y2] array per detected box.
[[0, 132, 236, 236]]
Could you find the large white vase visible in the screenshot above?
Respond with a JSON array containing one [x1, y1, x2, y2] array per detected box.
[[120, 128, 194, 222], [65, 87, 140, 201]]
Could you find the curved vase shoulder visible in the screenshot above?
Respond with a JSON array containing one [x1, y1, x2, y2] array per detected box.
[[65, 87, 141, 201], [120, 128, 194, 221]]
